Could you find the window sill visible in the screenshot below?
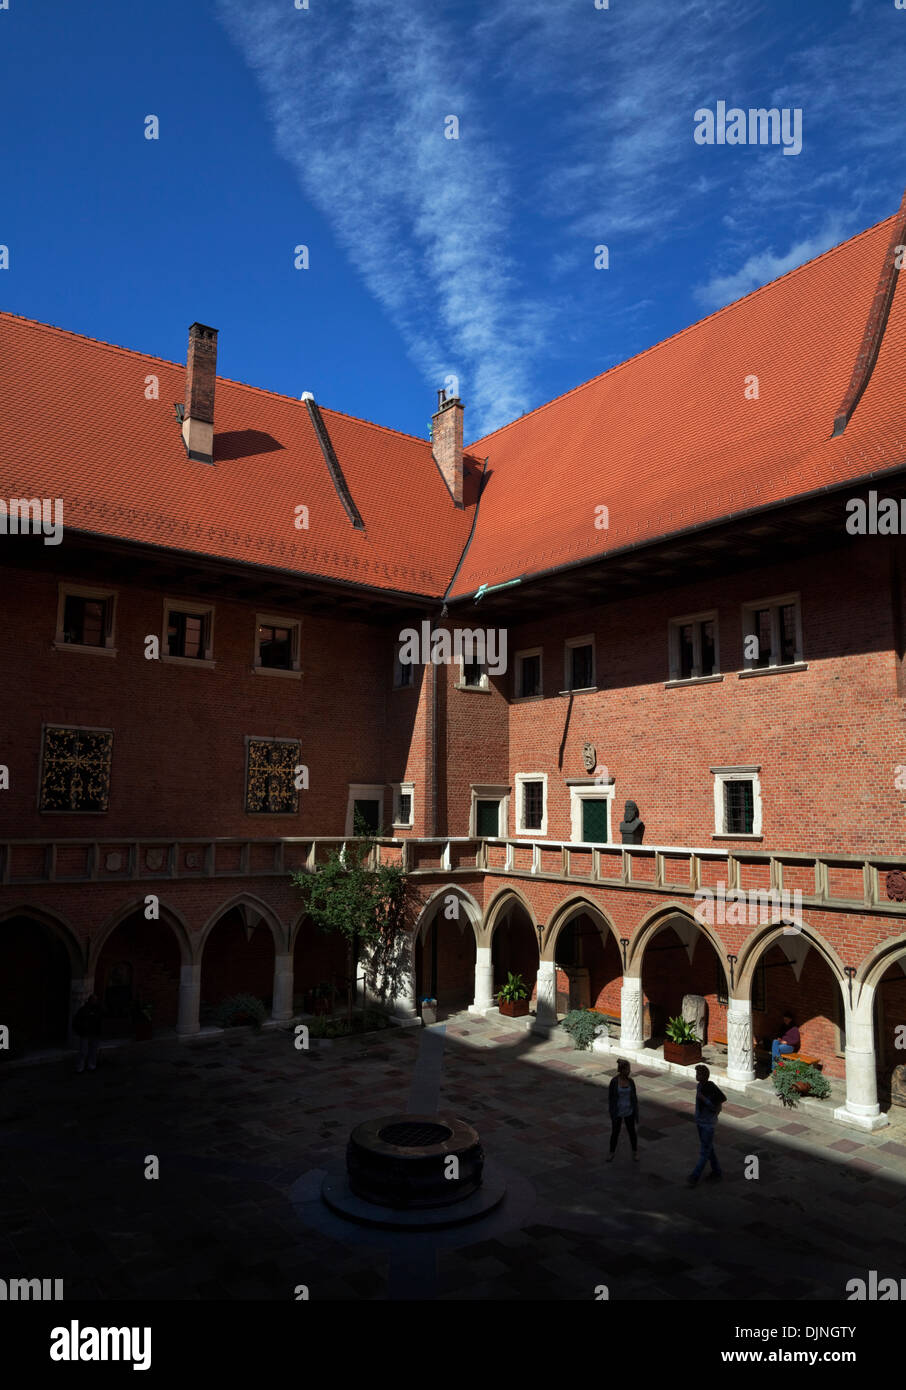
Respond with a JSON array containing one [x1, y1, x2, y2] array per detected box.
[[252, 666, 302, 679], [53, 641, 117, 657], [455, 683, 492, 693], [392, 683, 416, 692], [738, 662, 807, 679], [664, 674, 723, 688], [514, 828, 547, 837], [712, 834, 764, 842], [161, 655, 216, 669], [392, 822, 414, 831], [512, 694, 544, 704], [558, 686, 598, 696]]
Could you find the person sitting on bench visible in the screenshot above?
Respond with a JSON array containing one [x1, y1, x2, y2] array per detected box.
[[771, 1012, 800, 1071]]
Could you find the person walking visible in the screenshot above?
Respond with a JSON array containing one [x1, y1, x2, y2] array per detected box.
[[73, 992, 103, 1073], [607, 1057, 639, 1162], [686, 1063, 725, 1187]]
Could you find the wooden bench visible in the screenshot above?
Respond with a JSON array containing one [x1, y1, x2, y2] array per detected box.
[[756, 1046, 821, 1068]]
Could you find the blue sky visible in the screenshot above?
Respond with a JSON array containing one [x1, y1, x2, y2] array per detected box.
[[1, 0, 904, 441]]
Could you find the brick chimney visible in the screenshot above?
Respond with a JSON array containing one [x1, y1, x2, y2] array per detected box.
[[182, 322, 218, 464], [432, 389, 464, 505]]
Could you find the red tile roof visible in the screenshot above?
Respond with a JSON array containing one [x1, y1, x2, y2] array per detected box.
[[0, 315, 475, 597], [3, 204, 906, 606], [451, 209, 906, 598]]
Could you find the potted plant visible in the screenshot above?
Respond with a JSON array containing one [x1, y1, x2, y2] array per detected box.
[[561, 1008, 604, 1051], [497, 971, 530, 1017], [215, 993, 268, 1030], [773, 1058, 831, 1108], [663, 1015, 702, 1065], [133, 1001, 153, 1042]]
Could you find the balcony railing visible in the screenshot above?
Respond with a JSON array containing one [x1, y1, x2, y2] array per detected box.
[[1, 835, 904, 917]]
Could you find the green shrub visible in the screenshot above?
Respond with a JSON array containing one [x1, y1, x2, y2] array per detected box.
[[772, 1058, 830, 1108], [665, 1015, 700, 1044], [215, 994, 268, 1029], [562, 1009, 604, 1051]]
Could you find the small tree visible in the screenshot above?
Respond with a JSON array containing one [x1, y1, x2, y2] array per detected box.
[[291, 813, 418, 1022]]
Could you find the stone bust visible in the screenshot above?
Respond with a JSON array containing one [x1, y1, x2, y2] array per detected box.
[[619, 799, 644, 844]]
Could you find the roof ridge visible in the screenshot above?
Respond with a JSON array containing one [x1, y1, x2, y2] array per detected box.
[[465, 210, 899, 451], [0, 310, 436, 448]]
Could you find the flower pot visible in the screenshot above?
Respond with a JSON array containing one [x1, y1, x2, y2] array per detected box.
[[421, 1001, 437, 1025], [794, 1080, 811, 1096], [663, 1039, 702, 1065], [499, 998, 529, 1017]]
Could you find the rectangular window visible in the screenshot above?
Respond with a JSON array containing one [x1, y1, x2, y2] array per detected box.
[[712, 765, 762, 837], [245, 739, 300, 814], [393, 647, 414, 688], [254, 614, 301, 673], [56, 585, 117, 653], [724, 779, 754, 835], [515, 650, 542, 699], [167, 610, 205, 659], [392, 782, 414, 828], [581, 797, 610, 843], [40, 726, 114, 812], [668, 612, 719, 681], [522, 780, 543, 830], [63, 595, 108, 647], [463, 659, 486, 688], [742, 595, 802, 671], [564, 636, 595, 692]]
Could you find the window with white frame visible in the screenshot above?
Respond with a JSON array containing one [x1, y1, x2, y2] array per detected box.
[[668, 611, 719, 681], [563, 635, 595, 692], [254, 614, 301, 674], [392, 782, 414, 828], [163, 599, 214, 664], [55, 584, 117, 654], [458, 655, 489, 689], [741, 595, 802, 671], [569, 781, 615, 843], [515, 773, 547, 836], [712, 765, 762, 837], [469, 784, 510, 838], [514, 648, 543, 700]]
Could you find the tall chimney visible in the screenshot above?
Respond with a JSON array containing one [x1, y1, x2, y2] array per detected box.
[[432, 390, 464, 506], [182, 322, 218, 464]]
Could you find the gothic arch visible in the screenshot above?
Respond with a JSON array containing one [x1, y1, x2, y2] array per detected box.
[[735, 918, 846, 998], [543, 892, 621, 962], [199, 893, 287, 957], [414, 884, 482, 946], [89, 898, 193, 972], [626, 902, 730, 980], [0, 903, 84, 975], [483, 885, 537, 948]]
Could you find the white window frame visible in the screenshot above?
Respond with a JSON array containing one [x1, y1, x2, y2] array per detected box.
[[569, 782, 616, 844], [740, 594, 803, 672], [345, 783, 385, 836], [469, 784, 510, 838], [456, 655, 490, 690], [391, 781, 415, 829], [54, 583, 117, 656], [563, 634, 596, 693], [667, 610, 720, 682], [514, 647, 543, 701], [711, 765, 762, 838], [162, 597, 215, 668], [515, 772, 548, 837], [254, 612, 301, 678]]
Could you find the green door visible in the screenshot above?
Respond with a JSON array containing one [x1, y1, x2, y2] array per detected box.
[[476, 799, 500, 837], [581, 798, 609, 843]]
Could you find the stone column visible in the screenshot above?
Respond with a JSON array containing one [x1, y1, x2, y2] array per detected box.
[[620, 976, 644, 1051], [67, 976, 94, 1046], [271, 952, 294, 1026], [469, 946, 495, 1015], [834, 990, 888, 1130], [727, 995, 756, 1082], [388, 932, 419, 1019], [176, 959, 202, 1037], [533, 960, 558, 1032]]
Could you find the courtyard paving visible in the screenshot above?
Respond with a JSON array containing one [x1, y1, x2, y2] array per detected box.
[[1, 1013, 904, 1301]]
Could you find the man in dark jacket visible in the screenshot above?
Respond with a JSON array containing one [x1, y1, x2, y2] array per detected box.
[[73, 993, 103, 1073], [687, 1063, 725, 1187], [607, 1057, 640, 1161]]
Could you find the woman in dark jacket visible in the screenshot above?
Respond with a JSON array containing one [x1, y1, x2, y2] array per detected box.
[[607, 1057, 639, 1161]]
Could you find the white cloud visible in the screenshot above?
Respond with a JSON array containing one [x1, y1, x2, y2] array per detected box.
[[693, 222, 845, 311]]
